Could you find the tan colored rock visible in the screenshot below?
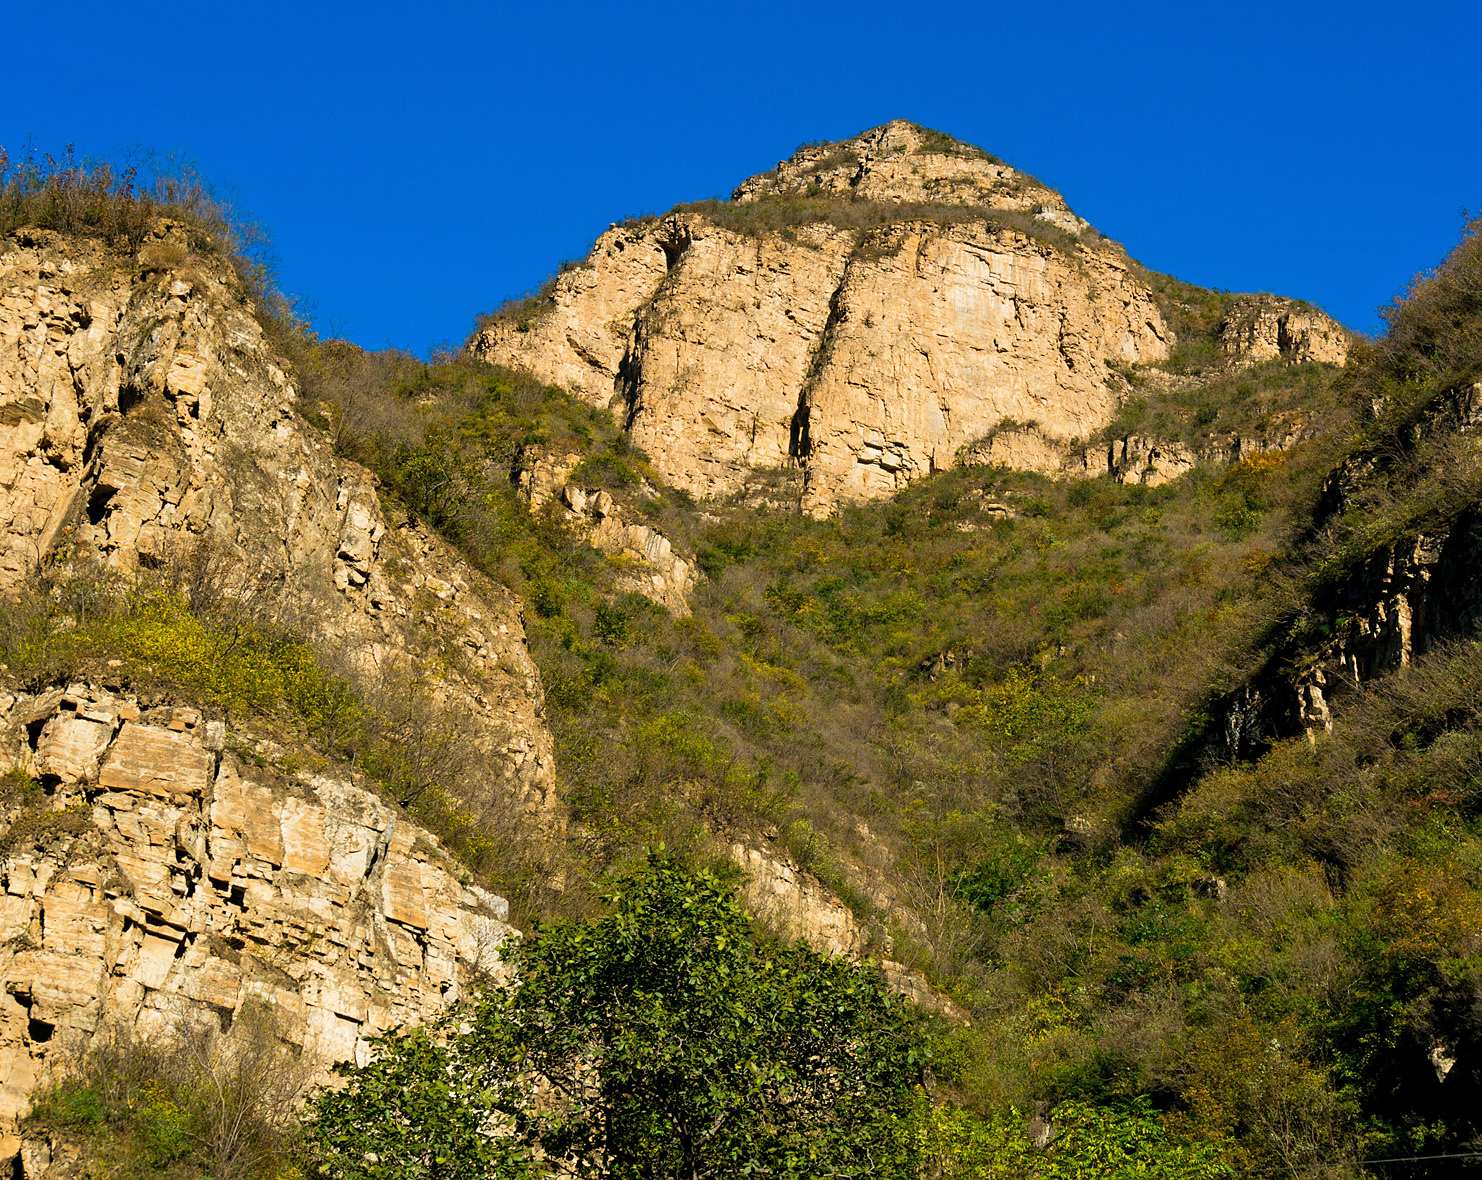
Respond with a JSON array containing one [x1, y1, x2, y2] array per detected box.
[[958, 426, 1068, 477], [729, 839, 965, 1022], [33, 716, 112, 785], [732, 120, 1076, 222], [731, 840, 868, 958], [472, 123, 1169, 514], [0, 223, 557, 832], [1217, 295, 1349, 366], [0, 686, 518, 1146], [1110, 435, 1199, 486], [98, 723, 212, 800]]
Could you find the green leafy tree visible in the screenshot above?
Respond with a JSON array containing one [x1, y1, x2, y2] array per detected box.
[[302, 853, 928, 1180], [300, 1020, 534, 1180]]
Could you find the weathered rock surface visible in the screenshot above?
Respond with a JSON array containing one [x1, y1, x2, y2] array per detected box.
[[1217, 295, 1349, 367], [1219, 389, 1482, 759], [0, 225, 556, 827], [517, 450, 697, 614], [961, 422, 1259, 488], [472, 121, 1171, 514], [0, 684, 516, 1158]]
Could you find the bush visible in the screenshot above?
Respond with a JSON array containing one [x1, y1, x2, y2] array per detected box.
[[1381, 212, 1482, 381], [27, 1008, 306, 1180]]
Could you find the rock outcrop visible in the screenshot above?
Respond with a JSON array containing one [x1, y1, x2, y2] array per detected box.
[[517, 450, 697, 614], [1217, 387, 1482, 759], [1217, 295, 1349, 367], [0, 225, 556, 828], [729, 837, 969, 1023], [0, 683, 516, 1158], [472, 121, 1171, 514], [732, 120, 1077, 218]]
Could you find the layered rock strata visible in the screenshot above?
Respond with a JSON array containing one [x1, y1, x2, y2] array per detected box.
[[0, 684, 516, 1159], [0, 225, 556, 827], [472, 121, 1171, 514]]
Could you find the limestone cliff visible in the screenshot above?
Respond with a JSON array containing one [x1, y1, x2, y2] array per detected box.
[[0, 220, 565, 1161], [0, 224, 556, 826], [0, 682, 516, 1159], [1217, 295, 1349, 367], [471, 121, 1171, 514]]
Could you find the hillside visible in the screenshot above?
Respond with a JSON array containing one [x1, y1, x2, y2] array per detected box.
[[5, 129, 1482, 1179]]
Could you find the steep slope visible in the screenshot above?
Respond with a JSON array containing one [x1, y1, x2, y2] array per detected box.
[[0, 220, 563, 1159]]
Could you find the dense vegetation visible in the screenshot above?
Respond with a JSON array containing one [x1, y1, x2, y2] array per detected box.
[[288, 215, 1482, 1177]]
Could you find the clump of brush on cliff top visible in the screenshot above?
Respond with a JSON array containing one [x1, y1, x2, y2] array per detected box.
[[664, 119, 1107, 257], [1, 141, 302, 345]]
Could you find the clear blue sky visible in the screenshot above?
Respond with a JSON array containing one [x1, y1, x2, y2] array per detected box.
[[8, 0, 1480, 355]]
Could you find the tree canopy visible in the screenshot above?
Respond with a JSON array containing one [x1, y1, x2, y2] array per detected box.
[[302, 853, 929, 1180]]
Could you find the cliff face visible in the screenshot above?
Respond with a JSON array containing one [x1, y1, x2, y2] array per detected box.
[[0, 222, 565, 1156], [0, 225, 556, 826], [472, 121, 1171, 514], [0, 683, 515, 1158], [1217, 295, 1349, 367]]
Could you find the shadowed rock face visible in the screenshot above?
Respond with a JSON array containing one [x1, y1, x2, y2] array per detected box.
[[0, 684, 517, 1157], [0, 224, 557, 829], [472, 121, 1171, 514]]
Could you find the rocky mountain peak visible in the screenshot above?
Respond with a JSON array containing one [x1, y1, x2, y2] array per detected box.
[[472, 122, 1158, 513], [732, 120, 1086, 232]]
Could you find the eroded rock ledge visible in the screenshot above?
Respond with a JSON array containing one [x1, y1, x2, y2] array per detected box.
[[0, 683, 515, 1160]]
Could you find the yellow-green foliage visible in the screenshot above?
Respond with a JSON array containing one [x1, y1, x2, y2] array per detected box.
[[921, 1099, 1229, 1180], [13, 587, 353, 728]]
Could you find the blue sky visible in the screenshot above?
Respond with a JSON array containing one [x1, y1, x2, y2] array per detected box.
[[8, 0, 1480, 354]]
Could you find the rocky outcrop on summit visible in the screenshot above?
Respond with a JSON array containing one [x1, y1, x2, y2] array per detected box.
[[0, 225, 556, 827], [472, 121, 1170, 514], [0, 683, 516, 1157], [732, 120, 1081, 225]]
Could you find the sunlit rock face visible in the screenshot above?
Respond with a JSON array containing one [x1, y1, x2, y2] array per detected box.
[[472, 121, 1171, 514], [0, 683, 517, 1156]]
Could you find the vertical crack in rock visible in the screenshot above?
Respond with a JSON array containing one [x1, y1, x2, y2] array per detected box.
[[789, 253, 855, 486]]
